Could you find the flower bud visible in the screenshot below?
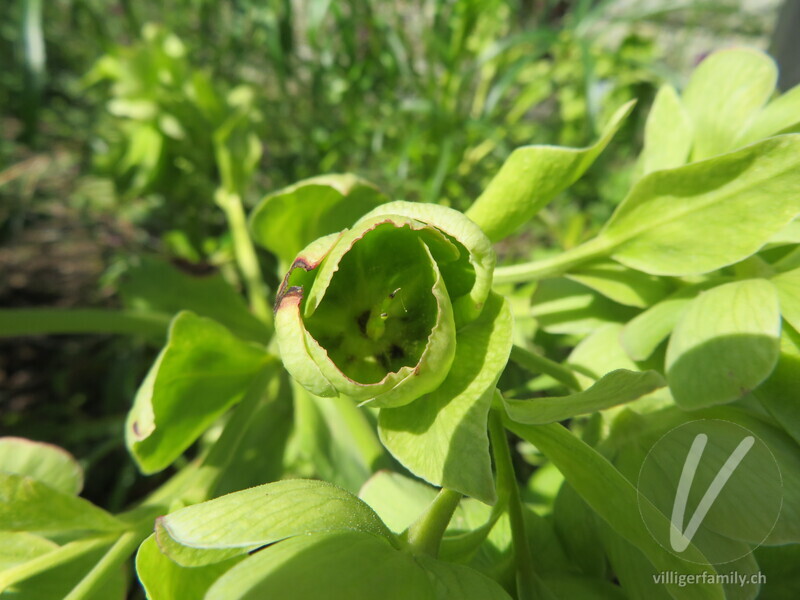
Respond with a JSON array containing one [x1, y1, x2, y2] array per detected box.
[[275, 201, 495, 408]]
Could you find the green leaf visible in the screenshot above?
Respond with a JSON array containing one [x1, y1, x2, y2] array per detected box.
[[566, 260, 673, 308], [601, 135, 800, 276], [0, 473, 124, 532], [552, 483, 607, 579], [155, 479, 394, 566], [620, 281, 726, 362], [695, 406, 800, 545], [119, 257, 269, 344], [682, 49, 777, 160], [738, 82, 800, 146], [568, 323, 638, 389], [288, 384, 387, 494], [754, 544, 800, 599], [598, 522, 673, 600], [665, 279, 781, 409], [771, 266, 800, 333], [540, 574, 628, 600], [416, 555, 513, 600], [0, 532, 57, 570], [205, 531, 435, 600], [530, 278, 638, 335], [635, 85, 693, 180], [136, 535, 239, 600], [504, 369, 665, 424], [0, 437, 83, 495], [0, 538, 125, 600], [378, 292, 513, 504], [125, 311, 272, 474], [249, 174, 387, 266], [466, 101, 635, 242], [599, 520, 761, 600], [359, 471, 439, 533], [505, 420, 724, 600], [754, 328, 800, 446]]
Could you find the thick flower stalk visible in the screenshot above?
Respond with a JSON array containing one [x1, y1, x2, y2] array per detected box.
[[275, 201, 496, 408]]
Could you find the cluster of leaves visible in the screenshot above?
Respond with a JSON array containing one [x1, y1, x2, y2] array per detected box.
[[3, 39, 800, 600], [2, 46, 800, 598]]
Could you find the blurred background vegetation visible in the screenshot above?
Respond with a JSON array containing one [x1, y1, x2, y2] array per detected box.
[[0, 0, 786, 509]]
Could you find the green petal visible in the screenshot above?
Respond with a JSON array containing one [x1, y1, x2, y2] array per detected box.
[[360, 201, 496, 324], [249, 174, 387, 267]]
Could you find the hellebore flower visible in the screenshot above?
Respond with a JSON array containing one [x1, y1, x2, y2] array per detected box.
[[274, 201, 497, 409]]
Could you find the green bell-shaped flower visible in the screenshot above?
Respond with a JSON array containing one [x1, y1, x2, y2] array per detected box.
[[275, 201, 496, 409]]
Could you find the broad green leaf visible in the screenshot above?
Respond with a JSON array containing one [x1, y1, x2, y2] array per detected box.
[[772, 266, 800, 333], [249, 174, 387, 266], [695, 406, 800, 545], [125, 311, 272, 474], [213, 374, 293, 496], [530, 278, 637, 335], [682, 49, 777, 160], [0, 539, 125, 600], [665, 279, 781, 409], [621, 295, 690, 362], [416, 555, 513, 600], [566, 260, 673, 308], [540, 574, 628, 600], [359, 471, 439, 533], [599, 520, 760, 600], [0, 473, 124, 532], [0, 437, 83, 495], [288, 384, 387, 494], [0, 532, 57, 570], [754, 328, 800, 445], [466, 101, 635, 242], [599, 522, 672, 600], [610, 403, 800, 547], [767, 217, 800, 248], [568, 323, 637, 389], [601, 135, 800, 276], [205, 531, 435, 600], [619, 280, 728, 362], [505, 420, 723, 600], [136, 535, 240, 600], [156, 479, 394, 566], [738, 82, 800, 146], [504, 369, 665, 424], [613, 415, 780, 559], [119, 257, 269, 344], [552, 483, 607, 579], [378, 292, 513, 504], [754, 544, 800, 599], [635, 85, 692, 179]]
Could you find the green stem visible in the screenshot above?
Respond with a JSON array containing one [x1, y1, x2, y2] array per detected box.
[[0, 309, 170, 338], [63, 530, 143, 600], [493, 237, 612, 285], [215, 189, 272, 329], [489, 407, 536, 600], [0, 536, 114, 592], [510, 345, 582, 391], [405, 488, 463, 557]]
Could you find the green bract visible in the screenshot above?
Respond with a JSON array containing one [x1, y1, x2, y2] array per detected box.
[[275, 201, 496, 410]]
